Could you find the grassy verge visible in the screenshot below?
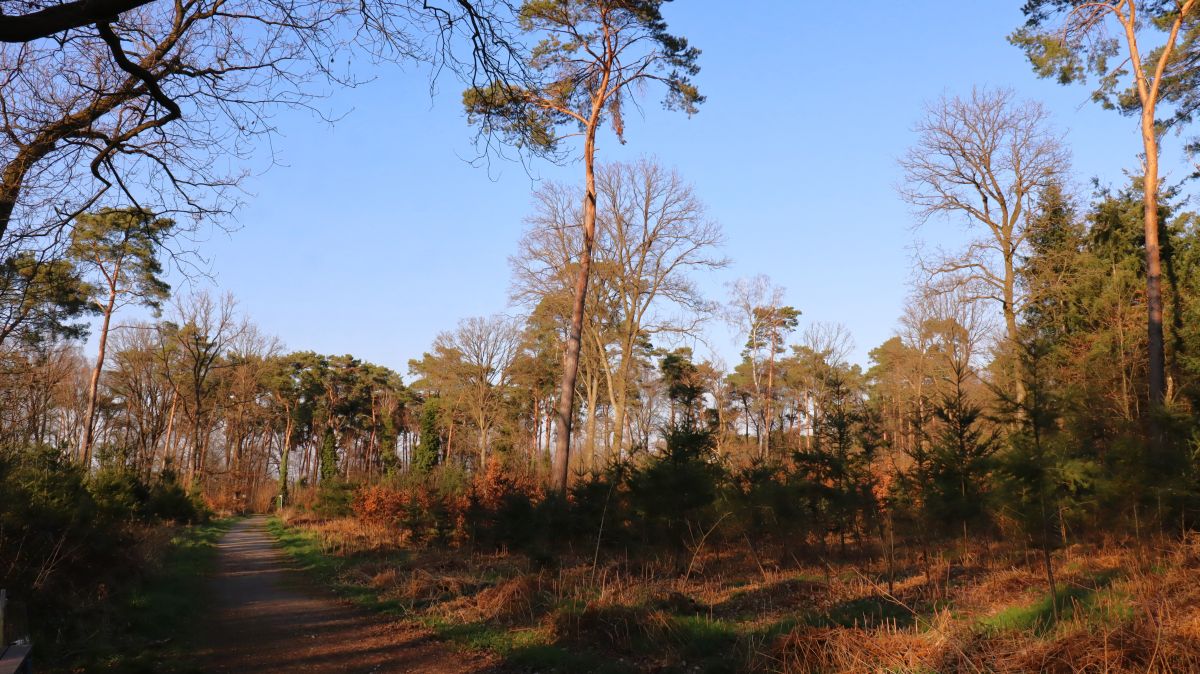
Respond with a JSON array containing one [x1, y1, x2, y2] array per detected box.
[[267, 516, 638, 673], [265, 516, 409, 613], [49, 518, 234, 674]]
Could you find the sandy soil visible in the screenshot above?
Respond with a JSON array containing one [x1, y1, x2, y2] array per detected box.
[[202, 516, 497, 673]]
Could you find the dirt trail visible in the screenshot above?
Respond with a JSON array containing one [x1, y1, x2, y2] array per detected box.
[[203, 516, 495, 673]]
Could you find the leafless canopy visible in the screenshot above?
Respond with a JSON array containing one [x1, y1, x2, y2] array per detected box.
[[511, 158, 725, 454], [512, 158, 725, 335], [899, 87, 1069, 335], [0, 0, 523, 263], [800, 321, 855, 370]]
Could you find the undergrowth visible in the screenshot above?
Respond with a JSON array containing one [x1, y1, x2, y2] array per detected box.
[[267, 512, 1200, 673], [47, 518, 233, 673]]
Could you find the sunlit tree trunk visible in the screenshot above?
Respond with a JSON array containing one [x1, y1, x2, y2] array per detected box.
[[80, 259, 122, 469], [279, 413, 293, 505], [1141, 107, 1166, 410], [1113, 0, 1194, 413], [584, 373, 599, 470], [553, 86, 606, 492]]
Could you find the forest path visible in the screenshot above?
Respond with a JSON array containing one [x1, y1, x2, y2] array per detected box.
[[202, 516, 495, 673]]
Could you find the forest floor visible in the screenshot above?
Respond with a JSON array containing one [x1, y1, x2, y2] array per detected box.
[[268, 512, 1200, 673], [198, 516, 496, 673]]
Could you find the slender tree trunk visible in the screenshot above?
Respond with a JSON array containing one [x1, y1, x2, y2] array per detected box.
[[601, 406, 611, 461], [279, 413, 293, 505], [80, 281, 119, 469], [161, 389, 177, 470], [1040, 495, 1059, 621], [1003, 252, 1026, 406], [1117, 0, 1194, 418], [610, 370, 628, 457], [764, 334, 777, 458], [191, 385, 204, 483], [743, 397, 750, 438], [299, 439, 311, 486], [552, 121, 600, 493], [368, 401, 378, 479], [1142, 114, 1166, 411], [532, 392, 541, 462], [543, 400, 554, 466], [584, 376, 599, 470], [479, 412, 488, 469], [886, 510, 896, 595]]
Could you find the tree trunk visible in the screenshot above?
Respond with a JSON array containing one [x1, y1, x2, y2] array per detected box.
[[479, 412, 488, 469], [764, 333, 777, 458], [191, 385, 204, 483], [279, 413, 293, 505], [1041, 539, 1059, 621], [584, 376, 599, 470], [1142, 112, 1166, 411], [532, 392, 541, 463], [610, 364, 629, 458], [1003, 252, 1026, 406], [1117, 0, 1194, 421], [543, 400, 553, 466], [552, 121, 600, 493], [80, 282, 119, 469]]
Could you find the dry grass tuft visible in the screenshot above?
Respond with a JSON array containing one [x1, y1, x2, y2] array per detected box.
[[946, 618, 1200, 674], [470, 573, 548, 624], [770, 625, 934, 673], [370, 567, 399, 589], [547, 602, 675, 654]]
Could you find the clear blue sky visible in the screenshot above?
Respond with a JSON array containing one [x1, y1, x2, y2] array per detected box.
[[146, 1, 1192, 374]]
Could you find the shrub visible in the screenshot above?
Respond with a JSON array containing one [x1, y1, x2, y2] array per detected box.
[[0, 447, 122, 648], [723, 459, 806, 545], [566, 468, 629, 549], [625, 426, 725, 548], [464, 461, 545, 552], [314, 479, 356, 518], [89, 468, 151, 522], [352, 478, 466, 544], [146, 470, 205, 523]]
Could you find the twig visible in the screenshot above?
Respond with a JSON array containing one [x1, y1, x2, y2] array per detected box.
[[682, 512, 729, 585], [589, 480, 615, 586]]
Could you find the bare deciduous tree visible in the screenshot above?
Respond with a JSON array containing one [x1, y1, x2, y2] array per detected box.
[[0, 0, 523, 258], [412, 314, 521, 467], [157, 289, 245, 482], [513, 159, 724, 459], [0, 1, 339, 252], [900, 87, 1068, 402], [0, 1, 156, 42]]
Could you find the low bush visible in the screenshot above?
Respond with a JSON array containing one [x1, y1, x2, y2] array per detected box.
[[0, 445, 207, 657], [313, 478, 357, 518]]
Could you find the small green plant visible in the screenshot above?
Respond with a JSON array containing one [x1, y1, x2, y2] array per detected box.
[[313, 479, 356, 518]]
